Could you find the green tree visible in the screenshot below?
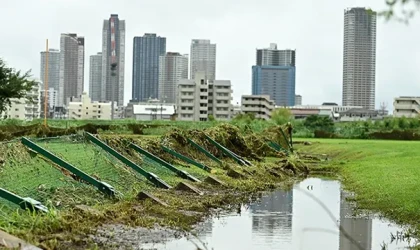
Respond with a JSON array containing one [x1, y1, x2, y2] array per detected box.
[[271, 108, 291, 125], [0, 59, 37, 116], [381, 0, 420, 22], [303, 115, 334, 132]]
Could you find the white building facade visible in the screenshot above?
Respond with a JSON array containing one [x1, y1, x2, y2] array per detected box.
[[241, 95, 275, 120], [125, 100, 175, 121], [67, 92, 112, 120], [190, 40, 216, 81], [2, 82, 41, 120], [177, 72, 232, 121], [158, 52, 188, 103], [393, 96, 420, 118]]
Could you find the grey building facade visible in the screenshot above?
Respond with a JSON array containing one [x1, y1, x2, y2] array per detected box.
[[58, 33, 84, 106], [132, 34, 166, 102], [190, 39, 216, 80], [40, 49, 60, 91], [158, 52, 188, 103], [342, 7, 377, 110], [89, 52, 102, 102], [252, 43, 296, 106], [256, 43, 295, 67], [101, 14, 126, 107]]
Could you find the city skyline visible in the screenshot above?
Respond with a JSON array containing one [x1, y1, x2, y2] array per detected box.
[[2, 0, 420, 109]]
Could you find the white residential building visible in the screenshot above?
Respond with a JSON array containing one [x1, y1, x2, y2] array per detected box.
[[190, 39, 216, 80], [287, 104, 363, 120], [177, 72, 232, 121], [158, 52, 188, 103], [67, 92, 113, 120], [2, 82, 41, 120], [393, 96, 420, 118], [241, 95, 275, 120], [40, 87, 58, 108]]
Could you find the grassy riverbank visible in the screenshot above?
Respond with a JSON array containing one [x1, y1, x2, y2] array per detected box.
[[296, 138, 420, 232]]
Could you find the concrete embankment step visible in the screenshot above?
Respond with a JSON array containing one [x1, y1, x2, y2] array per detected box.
[[0, 230, 42, 249]]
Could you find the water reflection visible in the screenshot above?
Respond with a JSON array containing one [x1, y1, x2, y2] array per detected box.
[[141, 178, 414, 250]]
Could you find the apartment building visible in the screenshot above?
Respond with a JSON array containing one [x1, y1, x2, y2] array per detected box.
[[241, 95, 275, 120], [342, 8, 377, 110], [177, 72, 232, 121], [67, 92, 112, 120], [125, 99, 175, 121], [2, 82, 41, 120], [393, 96, 420, 118]]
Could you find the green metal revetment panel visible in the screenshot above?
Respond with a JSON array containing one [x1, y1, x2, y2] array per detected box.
[[161, 145, 212, 173], [21, 137, 116, 196], [84, 133, 171, 189], [187, 139, 223, 166], [268, 141, 290, 156], [0, 188, 48, 213], [129, 143, 200, 183], [203, 135, 248, 166]]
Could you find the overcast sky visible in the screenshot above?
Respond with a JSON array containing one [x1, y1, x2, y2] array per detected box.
[[2, 0, 420, 110]]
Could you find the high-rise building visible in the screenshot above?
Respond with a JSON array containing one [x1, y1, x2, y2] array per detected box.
[[89, 52, 102, 102], [295, 95, 302, 105], [190, 39, 216, 80], [40, 49, 60, 91], [101, 14, 126, 107], [252, 43, 296, 106], [342, 7, 377, 110], [256, 43, 295, 67], [58, 33, 84, 107], [158, 52, 188, 103], [132, 33, 166, 102]]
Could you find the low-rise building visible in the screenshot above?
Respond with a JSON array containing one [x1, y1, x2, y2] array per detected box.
[[393, 96, 420, 118], [176, 72, 233, 121], [241, 95, 275, 120], [2, 82, 41, 120], [67, 92, 113, 120], [287, 104, 363, 120], [339, 108, 380, 122], [125, 99, 175, 121]]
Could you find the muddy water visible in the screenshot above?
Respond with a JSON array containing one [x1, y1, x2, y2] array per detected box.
[[142, 178, 416, 250]]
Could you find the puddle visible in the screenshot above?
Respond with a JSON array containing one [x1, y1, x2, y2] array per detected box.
[[142, 178, 416, 250]]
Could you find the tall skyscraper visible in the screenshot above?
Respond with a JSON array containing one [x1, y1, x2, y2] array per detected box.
[[101, 14, 126, 107], [342, 7, 377, 110], [40, 49, 60, 91], [158, 52, 188, 103], [256, 43, 295, 66], [89, 52, 102, 102], [132, 33, 166, 102], [190, 39, 216, 80], [252, 44, 296, 106], [58, 33, 84, 106]]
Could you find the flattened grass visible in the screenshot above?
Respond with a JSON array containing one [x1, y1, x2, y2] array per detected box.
[[296, 138, 420, 229]]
